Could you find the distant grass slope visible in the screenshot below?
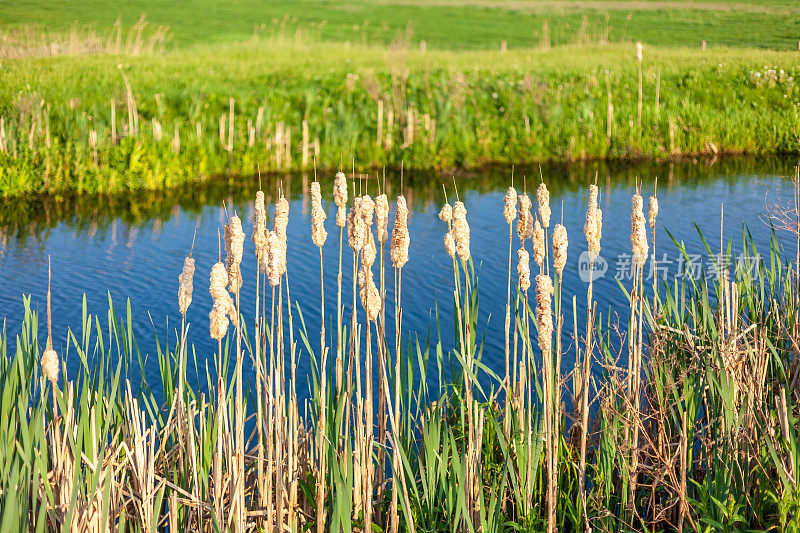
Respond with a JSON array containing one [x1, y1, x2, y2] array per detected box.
[[2, 0, 800, 50]]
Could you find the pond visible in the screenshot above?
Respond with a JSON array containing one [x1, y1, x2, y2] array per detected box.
[[1, 156, 797, 401]]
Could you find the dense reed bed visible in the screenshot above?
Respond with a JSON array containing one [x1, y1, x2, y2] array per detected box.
[[2, 41, 800, 196], [3, 167, 800, 531]]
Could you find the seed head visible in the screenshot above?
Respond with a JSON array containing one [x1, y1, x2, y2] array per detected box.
[[532, 220, 545, 267], [444, 230, 456, 258], [537, 182, 551, 228], [552, 223, 568, 276], [274, 196, 290, 238], [517, 194, 533, 241], [225, 215, 245, 293], [504, 187, 517, 224], [648, 195, 659, 230], [391, 196, 410, 268], [439, 203, 452, 224], [631, 192, 649, 267], [358, 264, 381, 321], [362, 230, 377, 268], [375, 194, 389, 243], [635, 41, 643, 62], [41, 348, 59, 383], [584, 185, 601, 258], [209, 299, 230, 340], [517, 247, 530, 291], [333, 171, 348, 208], [348, 196, 366, 251], [267, 231, 283, 287], [535, 274, 553, 356], [253, 191, 268, 264], [452, 201, 470, 263], [311, 181, 328, 247], [178, 256, 195, 316]]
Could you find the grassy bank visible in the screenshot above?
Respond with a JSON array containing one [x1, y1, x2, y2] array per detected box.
[[3, 174, 800, 530], [1, 40, 800, 196]]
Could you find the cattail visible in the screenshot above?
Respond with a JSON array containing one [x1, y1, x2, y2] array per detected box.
[[375, 194, 389, 243], [535, 274, 554, 355], [595, 209, 603, 244], [348, 196, 366, 251], [635, 41, 643, 62], [552, 224, 568, 276], [267, 231, 282, 287], [517, 248, 530, 291], [253, 191, 268, 265], [439, 203, 452, 224], [225, 215, 245, 293], [362, 230, 377, 268], [504, 187, 517, 224], [360, 194, 375, 227], [452, 201, 470, 262], [335, 171, 348, 228], [358, 264, 381, 321], [178, 256, 195, 315], [274, 196, 290, 238], [444, 230, 456, 258], [41, 348, 59, 383], [537, 182, 551, 228], [517, 194, 532, 240], [210, 262, 237, 327], [209, 299, 230, 340], [631, 192, 648, 267], [584, 185, 601, 257], [311, 182, 328, 247], [648, 195, 659, 230], [533, 220, 545, 267], [391, 196, 410, 268]]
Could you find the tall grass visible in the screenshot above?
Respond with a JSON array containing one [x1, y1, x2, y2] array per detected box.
[[3, 170, 800, 531]]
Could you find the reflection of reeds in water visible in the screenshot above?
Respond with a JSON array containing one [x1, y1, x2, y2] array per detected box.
[[10, 167, 800, 532]]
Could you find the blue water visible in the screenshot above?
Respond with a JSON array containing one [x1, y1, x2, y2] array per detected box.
[[1, 157, 797, 401]]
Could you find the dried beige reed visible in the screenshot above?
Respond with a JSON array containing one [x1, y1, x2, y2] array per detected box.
[[452, 201, 470, 263], [533, 220, 545, 267], [334, 171, 348, 227], [517, 194, 533, 241], [552, 224, 568, 276], [178, 256, 195, 316], [504, 187, 518, 225], [537, 182, 551, 228], [311, 181, 328, 248], [631, 192, 649, 267], [391, 196, 410, 268], [376, 194, 389, 243], [517, 248, 531, 291]]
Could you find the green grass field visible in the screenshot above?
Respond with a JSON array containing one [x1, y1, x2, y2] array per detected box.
[[1, 1, 799, 195]]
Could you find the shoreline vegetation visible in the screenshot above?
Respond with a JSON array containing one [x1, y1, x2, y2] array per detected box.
[[4, 171, 800, 530], [2, 37, 800, 197]]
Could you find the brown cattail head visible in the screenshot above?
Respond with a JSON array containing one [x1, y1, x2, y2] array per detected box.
[[648, 195, 659, 230], [333, 171, 348, 208], [362, 230, 377, 268], [358, 264, 381, 321], [311, 181, 328, 247], [452, 201, 470, 263], [552, 223, 568, 276], [209, 299, 230, 340], [584, 185, 601, 258], [439, 203, 452, 224], [537, 182, 551, 228], [348, 196, 366, 251], [533, 220, 545, 267], [375, 194, 389, 243], [274, 196, 289, 238], [504, 187, 517, 225], [253, 191, 268, 264], [535, 274, 554, 356], [391, 196, 410, 268], [517, 247, 531, 291], [225, 215, 245, 293], [178, 256, 195, 316], [41, 348, 59, 383], [444, 230, 456, 258], [631, 192, 649, 267], [517, 194, 532, 241]]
